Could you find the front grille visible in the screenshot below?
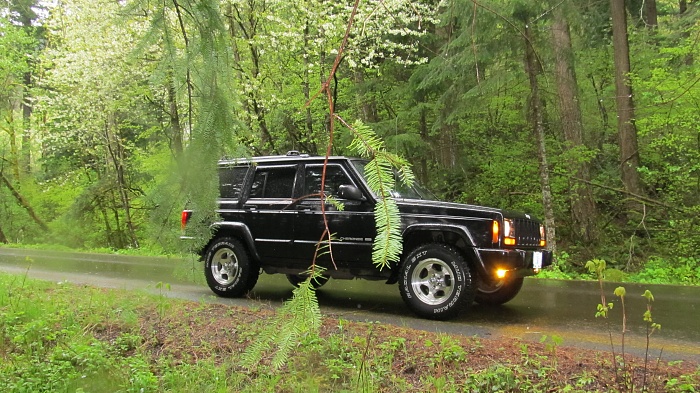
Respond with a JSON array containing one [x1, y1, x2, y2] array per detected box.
[[515, 218, 541, 248]]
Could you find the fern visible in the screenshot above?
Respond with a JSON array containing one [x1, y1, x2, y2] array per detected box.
[[348, 120, 413, 269], [240, 267, 324, 371], [325, 195, 345, 211]]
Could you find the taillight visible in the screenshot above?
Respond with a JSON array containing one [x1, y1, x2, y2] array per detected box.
[[492, 220, 500, 243], [181, 210, 192, 231]]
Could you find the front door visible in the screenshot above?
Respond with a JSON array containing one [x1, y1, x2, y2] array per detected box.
[[293, 163, 375, 269]]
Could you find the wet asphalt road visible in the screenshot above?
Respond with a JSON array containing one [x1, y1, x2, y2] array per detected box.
[[0, 247, 698, 362]]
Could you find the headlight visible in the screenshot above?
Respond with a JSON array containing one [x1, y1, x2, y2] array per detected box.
[[503, 218, 516, 245], [539, 224, 546, 247]]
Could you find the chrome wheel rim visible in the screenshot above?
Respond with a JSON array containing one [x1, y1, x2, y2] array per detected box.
[[211, 248, 240, 286], [410, 258, 454, 306]]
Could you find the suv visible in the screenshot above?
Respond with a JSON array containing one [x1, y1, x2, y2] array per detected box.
[[181, 152, 552, 320]]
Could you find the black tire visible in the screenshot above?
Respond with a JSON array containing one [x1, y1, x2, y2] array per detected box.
[[474, 275, 524, 305], [286, 274, 329, 289], [203, 237, 259, 297], [399, 244, 475, 320]]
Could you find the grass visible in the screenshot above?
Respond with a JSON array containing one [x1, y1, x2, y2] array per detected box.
[[1, 271, 698, 392]]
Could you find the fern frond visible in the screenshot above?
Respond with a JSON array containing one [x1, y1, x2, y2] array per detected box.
[[325, 195, 345, 211], [372, 198, 403, 268], [348, 120, 385, 157], [345, 119, 413, 269], [240, 269, 322, 371]]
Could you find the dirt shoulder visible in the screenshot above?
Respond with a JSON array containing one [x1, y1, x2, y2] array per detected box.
[[122, 298, 699, 392]]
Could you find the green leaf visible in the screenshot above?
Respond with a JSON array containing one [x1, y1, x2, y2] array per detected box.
[[613, 286, 626, 298]]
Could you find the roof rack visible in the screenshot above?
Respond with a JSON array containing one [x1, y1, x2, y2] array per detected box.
[[286, 150, 309, 157]]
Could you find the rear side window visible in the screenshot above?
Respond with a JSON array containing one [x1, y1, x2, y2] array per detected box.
[[219, 166, 248, 199], [249, 166, 297, 198]]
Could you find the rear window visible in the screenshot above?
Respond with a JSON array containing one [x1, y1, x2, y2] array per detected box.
[[219, 166, 248, 199]]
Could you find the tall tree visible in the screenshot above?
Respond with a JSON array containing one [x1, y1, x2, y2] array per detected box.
[[550, 4, 598, 243], [610, 0, 645, 204], [0, 13, 33, 182], [7, 0, 44, 175], [517, 5, 557, 252]]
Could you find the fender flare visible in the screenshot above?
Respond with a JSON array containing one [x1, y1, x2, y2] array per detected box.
[[210, 222, 261, 262], [399, 223, 488, 277]]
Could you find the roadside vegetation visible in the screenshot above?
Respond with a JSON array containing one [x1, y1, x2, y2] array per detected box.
[[1, 270, 698, 392]]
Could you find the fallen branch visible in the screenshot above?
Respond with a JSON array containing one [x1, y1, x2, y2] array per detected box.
[[570, 176, 686, 213]]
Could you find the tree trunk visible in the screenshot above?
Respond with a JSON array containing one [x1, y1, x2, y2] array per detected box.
[[524, 21, 557, 253], [610, 0, 645, 203], [105, 117, 139, 248], [228, 2, 274, 154], [679, 1, 694, 65], [644, 0, 658, 28], [551, 7, 598, 243], [1, 172, 48, 232], [0, 224, 7, 243], [5, 110, 21, 182], [167, 74, 183, 157], [303, 23, 314, 142], [418, 108, 430, 185], [21, 70, 32, 174]]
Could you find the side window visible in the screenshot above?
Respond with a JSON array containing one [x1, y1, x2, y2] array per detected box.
[[219, 166, 248, 199], [249, 166, 296, 199], [304, 165, 353, 198]]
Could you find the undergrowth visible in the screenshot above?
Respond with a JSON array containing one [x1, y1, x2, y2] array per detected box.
[[1, 271, 698, 392], [536, 252, 700, 286]]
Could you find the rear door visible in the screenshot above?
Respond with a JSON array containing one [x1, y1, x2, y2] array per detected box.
[[242, 164, 299, 262]]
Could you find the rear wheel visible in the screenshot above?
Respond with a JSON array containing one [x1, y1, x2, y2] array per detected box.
[[399, 244, 474, 320], [474, 275, 524, 305], [286, 274, 329, 289], [204, 237, 259, 297]]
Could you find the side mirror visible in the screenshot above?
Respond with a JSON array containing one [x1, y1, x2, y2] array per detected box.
[[338, 184, 366, 201]]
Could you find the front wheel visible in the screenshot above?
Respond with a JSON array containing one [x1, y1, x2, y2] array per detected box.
[[204, 237, 259, 297], [399, 244, 474, 320], [474, 275, 524, 305]]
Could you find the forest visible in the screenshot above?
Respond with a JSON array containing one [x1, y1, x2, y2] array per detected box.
[[1, 0, 699, 283]]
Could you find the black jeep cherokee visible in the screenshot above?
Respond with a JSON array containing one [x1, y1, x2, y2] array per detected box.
[[181, 152, 553, 320]]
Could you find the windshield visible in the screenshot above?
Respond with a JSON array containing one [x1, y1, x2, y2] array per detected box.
[[351, 160, 435, 200]]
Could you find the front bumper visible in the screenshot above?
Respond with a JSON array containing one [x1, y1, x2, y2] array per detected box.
[[476, 248, 553, 278]]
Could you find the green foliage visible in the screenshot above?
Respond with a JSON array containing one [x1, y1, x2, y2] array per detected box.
[[0, 271, 158, 392], [464, 364, 520, 391], [587, 267, 676, 392], [240, 269, 323, 371], [642, 290, 661, 333], [425, 335, 468, 366], [630, 256, 700, 285]]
